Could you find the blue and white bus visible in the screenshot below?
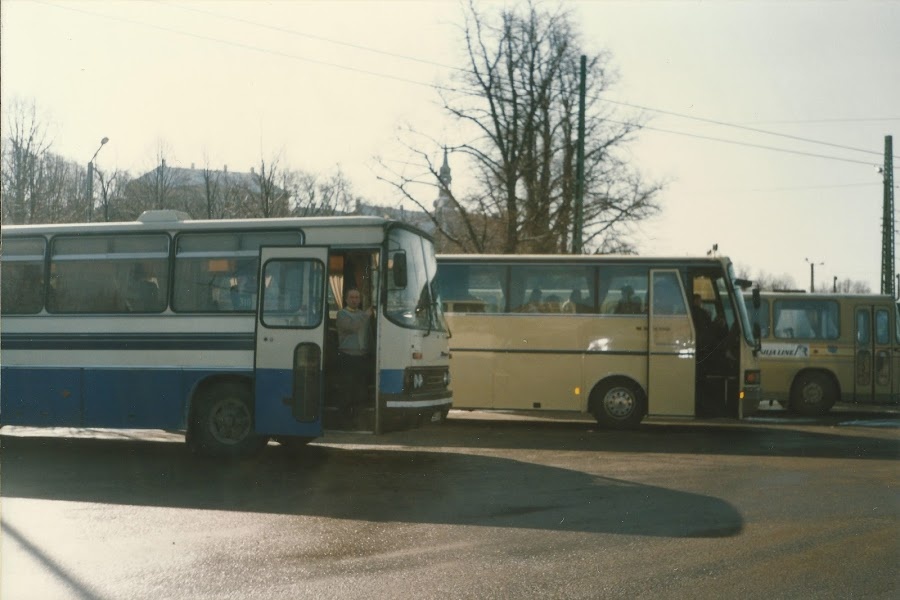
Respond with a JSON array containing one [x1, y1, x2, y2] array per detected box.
[[1, 210, 452, 457]]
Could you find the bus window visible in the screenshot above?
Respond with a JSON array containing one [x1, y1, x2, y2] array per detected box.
[[1, 237, 46, 315], [773, 299, 839, 340], [48, 234, 169, 314], [439, 263, 506, 313], [260, 259, 325, 328], [652, 272, 687, 316], [509, 264, 593, 314], [598, 266, 647, 315], [756, 299, 770, 338], [172, 231, 301, 312], [875, 308, 890, 345], [385, 228, 444, 331]]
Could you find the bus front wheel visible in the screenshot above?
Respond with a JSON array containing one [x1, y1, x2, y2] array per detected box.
[[188, 381, 267, 459], [591, 379, 646, 429], [790, 372, 837, 416]]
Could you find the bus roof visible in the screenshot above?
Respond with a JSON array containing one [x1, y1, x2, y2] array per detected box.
[[437, 253, 733, 267], [2, 211, 427, 238], [750, 291, 896, 302]]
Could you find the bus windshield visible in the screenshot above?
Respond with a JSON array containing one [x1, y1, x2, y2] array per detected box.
[[385, 227, 446, 332]]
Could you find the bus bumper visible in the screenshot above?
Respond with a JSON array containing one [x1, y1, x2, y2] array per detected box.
[[740, 385, 762, 418], [383, 390, 453, 411]]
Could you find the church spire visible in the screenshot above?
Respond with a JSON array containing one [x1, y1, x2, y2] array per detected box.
[[439, 146, 452, 188], [434, 147, 453, 214]]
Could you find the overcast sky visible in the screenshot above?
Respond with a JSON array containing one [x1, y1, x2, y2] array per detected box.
[[2, 0, 898, 292]]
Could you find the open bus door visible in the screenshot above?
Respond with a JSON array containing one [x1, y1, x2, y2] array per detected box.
[[254, 246, 329, 440], [648, 269, 696, 416]]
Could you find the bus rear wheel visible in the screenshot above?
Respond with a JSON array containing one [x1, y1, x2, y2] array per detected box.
[[188, 381, 267, 459], [790, 372, 837, 416], [591, 379, 646, 429]]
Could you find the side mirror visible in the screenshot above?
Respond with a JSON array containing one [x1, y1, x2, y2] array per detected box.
[[753, 322, 762, 352], [392, 251, 408, 288], [752, 288, 761, 309]]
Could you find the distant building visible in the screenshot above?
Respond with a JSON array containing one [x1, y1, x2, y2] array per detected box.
[[352, 199, 436, 235], [128, 161, 266, 198], [126, 161, 288, 219]]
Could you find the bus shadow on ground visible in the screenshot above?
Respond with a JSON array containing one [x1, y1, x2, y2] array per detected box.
[[1, 433, 740, 539], [345, 411, 900, 459]]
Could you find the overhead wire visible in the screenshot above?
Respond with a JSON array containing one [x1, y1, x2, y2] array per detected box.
[[36, 0, 898, 170], [159, 0, 889, 159]]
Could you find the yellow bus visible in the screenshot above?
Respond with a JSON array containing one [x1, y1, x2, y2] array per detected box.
[[436, 254, 762, 428], [746, 292, 899, 415]]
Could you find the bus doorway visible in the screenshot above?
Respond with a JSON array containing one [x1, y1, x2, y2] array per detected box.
[[854, 303, 896, 405], [323, 249, 380, 432], [690, 268, 744, 418]]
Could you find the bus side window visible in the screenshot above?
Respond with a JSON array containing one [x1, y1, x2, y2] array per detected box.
[[652, 273, 687, 316], [0, 262, 44, 314]]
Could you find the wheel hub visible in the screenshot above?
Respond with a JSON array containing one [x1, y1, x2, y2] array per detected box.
[[209, 397, 252, 445], [603, 387, 635, 418]]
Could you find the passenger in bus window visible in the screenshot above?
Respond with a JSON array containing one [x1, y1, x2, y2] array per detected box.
[[692, 294, 715, 351], [523, 288, 543, 312], [562, 289, 583, 313], [337, 288, 374, 422], [691, 294, 713, 329], [543, 294, 562, 313], [616, 285, 642, 314], [127, 264, 160, 312]]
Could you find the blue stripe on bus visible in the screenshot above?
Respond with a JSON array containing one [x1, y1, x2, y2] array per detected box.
[[0, 332, 254, 351], [0, 366, 235, 429]]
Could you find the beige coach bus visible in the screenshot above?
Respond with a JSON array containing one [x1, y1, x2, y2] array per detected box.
[[436, 254, 762, 428], [746, 292, 900, 415]]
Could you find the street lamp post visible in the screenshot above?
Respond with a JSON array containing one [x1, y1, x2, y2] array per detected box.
[[86, 137, 109, 222], [805, 257, 824, 292]]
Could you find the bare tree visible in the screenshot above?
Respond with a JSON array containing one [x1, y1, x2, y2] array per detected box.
[[1, 97, 54, 224], [38, 154, 82, 223], [200, 154, 223, 219], [287, 167, 358, 216], [378, 1, 661, 254], [833, 278, 872, 294], [120, 142, 186, 217], [244, 154, 290, 218], [376, 139, 500, 252], [95, 167, 130, 222]]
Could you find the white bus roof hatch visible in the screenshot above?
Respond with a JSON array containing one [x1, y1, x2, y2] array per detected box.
[[137, 210, 191, 223]]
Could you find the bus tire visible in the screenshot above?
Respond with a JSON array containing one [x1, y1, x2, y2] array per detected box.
[[188, 381, 267, 459], [591, 378, 646, 429], [789, 372, 837, 416]]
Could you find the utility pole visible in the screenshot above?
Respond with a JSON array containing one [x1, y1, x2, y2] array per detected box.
[[881, 135, 895, 296], [805, 258, 823, 292], [86, 137, 109, 222], [572, 54, 586, 254]]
